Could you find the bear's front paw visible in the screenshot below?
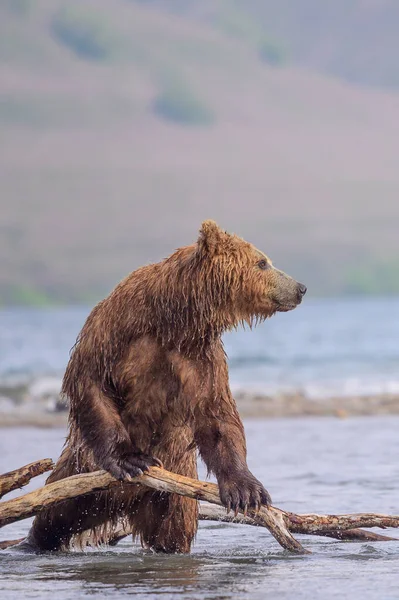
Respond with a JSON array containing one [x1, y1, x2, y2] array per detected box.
[[102, 451, 163, 481], [218, 472, 271, 515]]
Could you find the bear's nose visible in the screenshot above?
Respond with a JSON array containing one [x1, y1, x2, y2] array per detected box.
[[298, 283, 307, 296]]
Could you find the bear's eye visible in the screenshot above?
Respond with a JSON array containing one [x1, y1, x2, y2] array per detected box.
[[258, 259, 269, 270]]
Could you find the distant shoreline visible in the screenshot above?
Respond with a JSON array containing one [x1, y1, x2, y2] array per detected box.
[[1, 391, 399, 427], [235, 391, 399, 418]]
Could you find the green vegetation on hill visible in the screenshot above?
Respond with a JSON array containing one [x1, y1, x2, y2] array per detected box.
[[1, 0, 399, 304], [344, 262, 399, 296], [153, 77, 214, 126], [51, 7, 124, 62]]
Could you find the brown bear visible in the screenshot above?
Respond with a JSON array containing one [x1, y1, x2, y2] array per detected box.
[[26, 220, 306, 553]]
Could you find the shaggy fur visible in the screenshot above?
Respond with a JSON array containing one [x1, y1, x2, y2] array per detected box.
[[26, 220, 306, 553]]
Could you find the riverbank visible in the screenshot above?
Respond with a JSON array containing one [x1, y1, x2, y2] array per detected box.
[[1, 377, 399, 426]]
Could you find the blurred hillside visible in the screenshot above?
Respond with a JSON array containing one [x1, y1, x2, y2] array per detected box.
[[2, 0, 399, 304], [146, 0, 399, 89]]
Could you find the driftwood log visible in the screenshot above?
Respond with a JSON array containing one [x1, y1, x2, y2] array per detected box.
[[0, 460, 398, 553]]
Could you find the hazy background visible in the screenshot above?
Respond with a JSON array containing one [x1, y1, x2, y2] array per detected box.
[[2, 0, 399, 305]]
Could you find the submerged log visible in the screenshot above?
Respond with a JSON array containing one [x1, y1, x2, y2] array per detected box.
[[0, 463, 398, 553], [91, 504, 397, 548], [1, 514, 395, 551], [198, 503, 398, 543], [0, 459, 54, 500], [0, 537, 24, 550]]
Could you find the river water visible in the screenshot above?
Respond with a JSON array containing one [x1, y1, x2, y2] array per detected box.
[[1, 297, 399, 398], [1, 417, 399, 599]]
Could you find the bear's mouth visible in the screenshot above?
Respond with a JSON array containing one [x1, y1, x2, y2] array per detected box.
[[277, 304, 297, 312], [276, 298, 302, 312]]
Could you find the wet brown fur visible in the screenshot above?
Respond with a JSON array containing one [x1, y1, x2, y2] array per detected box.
[[27, 221, 305, 553]]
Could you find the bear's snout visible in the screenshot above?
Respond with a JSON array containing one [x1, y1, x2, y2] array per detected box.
[[270, 268, 307, 312]]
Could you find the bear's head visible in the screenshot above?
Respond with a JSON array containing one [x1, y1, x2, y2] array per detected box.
[[195, 220, 306, 328], [122, 219, 307, 354]]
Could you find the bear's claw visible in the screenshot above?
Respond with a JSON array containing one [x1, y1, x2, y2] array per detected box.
[[103, 452, 163, 481], [218, 472, 271, 515]]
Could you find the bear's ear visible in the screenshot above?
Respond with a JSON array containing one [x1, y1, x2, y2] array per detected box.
[[197, 220, 227, 256]]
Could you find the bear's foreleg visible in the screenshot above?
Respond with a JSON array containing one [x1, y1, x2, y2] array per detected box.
[[71, 385, 162, 480], [194, 395, 271, 514]]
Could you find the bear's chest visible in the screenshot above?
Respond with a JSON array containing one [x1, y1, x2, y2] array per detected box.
[[119, 339, 214, 426]]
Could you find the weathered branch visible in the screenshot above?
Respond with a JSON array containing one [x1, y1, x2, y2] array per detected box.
[[0, 470, 121, 529], [1, 465, 398, 553], [285, 511, 399, 534], [0, 459, 54, 500]]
